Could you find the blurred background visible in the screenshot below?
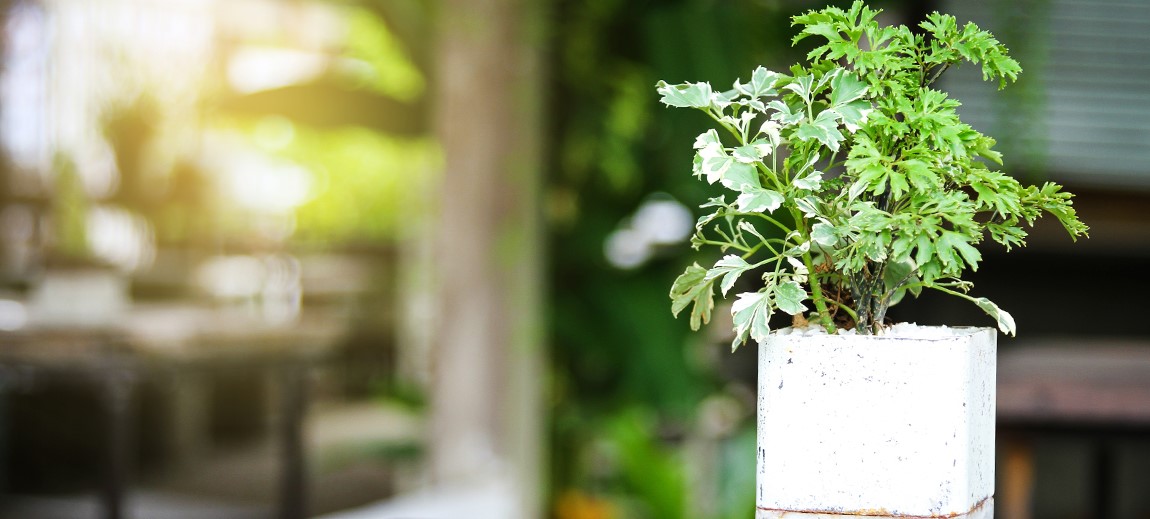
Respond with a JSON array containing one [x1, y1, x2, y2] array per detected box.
[[0, 0, 1147, 518]]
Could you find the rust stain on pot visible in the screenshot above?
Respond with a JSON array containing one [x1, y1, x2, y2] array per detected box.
[[757, 496, 992, 519]]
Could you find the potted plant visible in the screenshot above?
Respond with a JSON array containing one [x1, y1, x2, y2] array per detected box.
[[658, 2, 1086, 517]]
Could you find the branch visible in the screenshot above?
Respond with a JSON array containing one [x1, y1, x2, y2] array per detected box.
[[924, 63, 951, 87]]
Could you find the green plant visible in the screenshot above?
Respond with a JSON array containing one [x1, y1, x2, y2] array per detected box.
[[660, 1, 1087, 348]]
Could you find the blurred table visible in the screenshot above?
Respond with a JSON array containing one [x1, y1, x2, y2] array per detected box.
[[0, 304, 346, 519], [997, 341, 1150, 519]]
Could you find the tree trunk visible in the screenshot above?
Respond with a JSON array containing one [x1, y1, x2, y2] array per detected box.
[[429, 0, 547, 516]]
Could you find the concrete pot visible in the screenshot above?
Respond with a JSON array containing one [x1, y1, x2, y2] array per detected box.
[[756, 327, 996, 519]]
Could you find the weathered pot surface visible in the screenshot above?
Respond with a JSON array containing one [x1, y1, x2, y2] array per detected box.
[[756, 325, 996, 519]]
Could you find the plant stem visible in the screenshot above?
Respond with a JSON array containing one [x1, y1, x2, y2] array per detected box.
[[695, 239, 751, 253], [752, 214, 792, 234], [928, 283, 975, 302], [706, 110, 744, 144], [925, 63, 951, 87], [827, 298, 858, 323], [789, 206, 834, 333], [802, 251, 835, 333]]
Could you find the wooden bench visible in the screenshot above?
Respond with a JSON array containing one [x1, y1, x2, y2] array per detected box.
[[0, 305, 345, 519]]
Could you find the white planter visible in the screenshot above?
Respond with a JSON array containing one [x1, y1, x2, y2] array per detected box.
[[756, 326, 996, 518]]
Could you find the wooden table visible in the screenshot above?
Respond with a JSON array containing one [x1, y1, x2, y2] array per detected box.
[[0, 305, 346, 519], [997, 341, 1150, 519]]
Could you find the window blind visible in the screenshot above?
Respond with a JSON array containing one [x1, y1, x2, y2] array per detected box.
[[940, 0, 1150, 190]]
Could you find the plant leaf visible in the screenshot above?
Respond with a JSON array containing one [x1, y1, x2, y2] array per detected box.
[[737, 220, 768, 244], [794, 196, 821, 217], [973, 297, 1016, 336], [793, 168, 823, 191], [706, 255, 753, 296], [656, 81, 714, 109], [811, 221, 839, 247], [795, 110, 845, 151], [698, 150, 757, 186], [936, 230, 982, 271], [758, 121, 782, 146], [735, 188, 784, 213], [733, 145, 764, 164], [900, 159, 936, 191], [774, 280, 808, 315], [783, 74, 815, 100], [768, 100, 805, 125], [670, 263, 716, 331], [718, 161, 761, 191], [828, 70, 868, 106], [693, 129, 722, 150], [735, 66, 782, 98], [832, 100, 872, 132], [731, 291, 773, 351]]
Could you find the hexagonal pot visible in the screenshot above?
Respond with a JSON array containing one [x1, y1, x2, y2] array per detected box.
[[756, 327, 995, 519]]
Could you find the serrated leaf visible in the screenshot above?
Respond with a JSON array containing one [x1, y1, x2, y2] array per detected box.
[[733, 145, 763, 164], [721, 111, 758, 136], [750, 138, 776, 159], [799, 151, 820, 172], [731, 291, 773, 351], [811, 221, 839, 247], [828, 70, 868, 107], [694, 197, 730, 235], [696, 141, 726, 162], [848, 178, 868, 200], [795, 110, 845, 151], [793, 169, 823, 190], [987, 221, 1027, 250], [670, 263, 715, 331], [719, 161, 761, 192], [693, 129, 722, 150], [758, 121, 782, 146], [786, 256, 809, 284], [831, 99, 872, 132], [735, 188, 784, 213], [735, 66, 782, 98], [737, 220, 768, 244], [711, 89, 739, 110], [900, 159, 936, 191], [785, 232, 811, 256], [656, 81, 714, 109], [973, 297, 1016, 336], [794, 196, 820, 217], [706, 255, 753, 296], [799, 21, 842, 46], [914, 235, 935, 270], [700, 195, 729, 209], [937, 231, 981, 270], [699, 151, 749, 185], [774, 280, 808, 315], [768, 100, 804, 125], [783, 74, 815, 100], [888, 169, 909, 199]]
